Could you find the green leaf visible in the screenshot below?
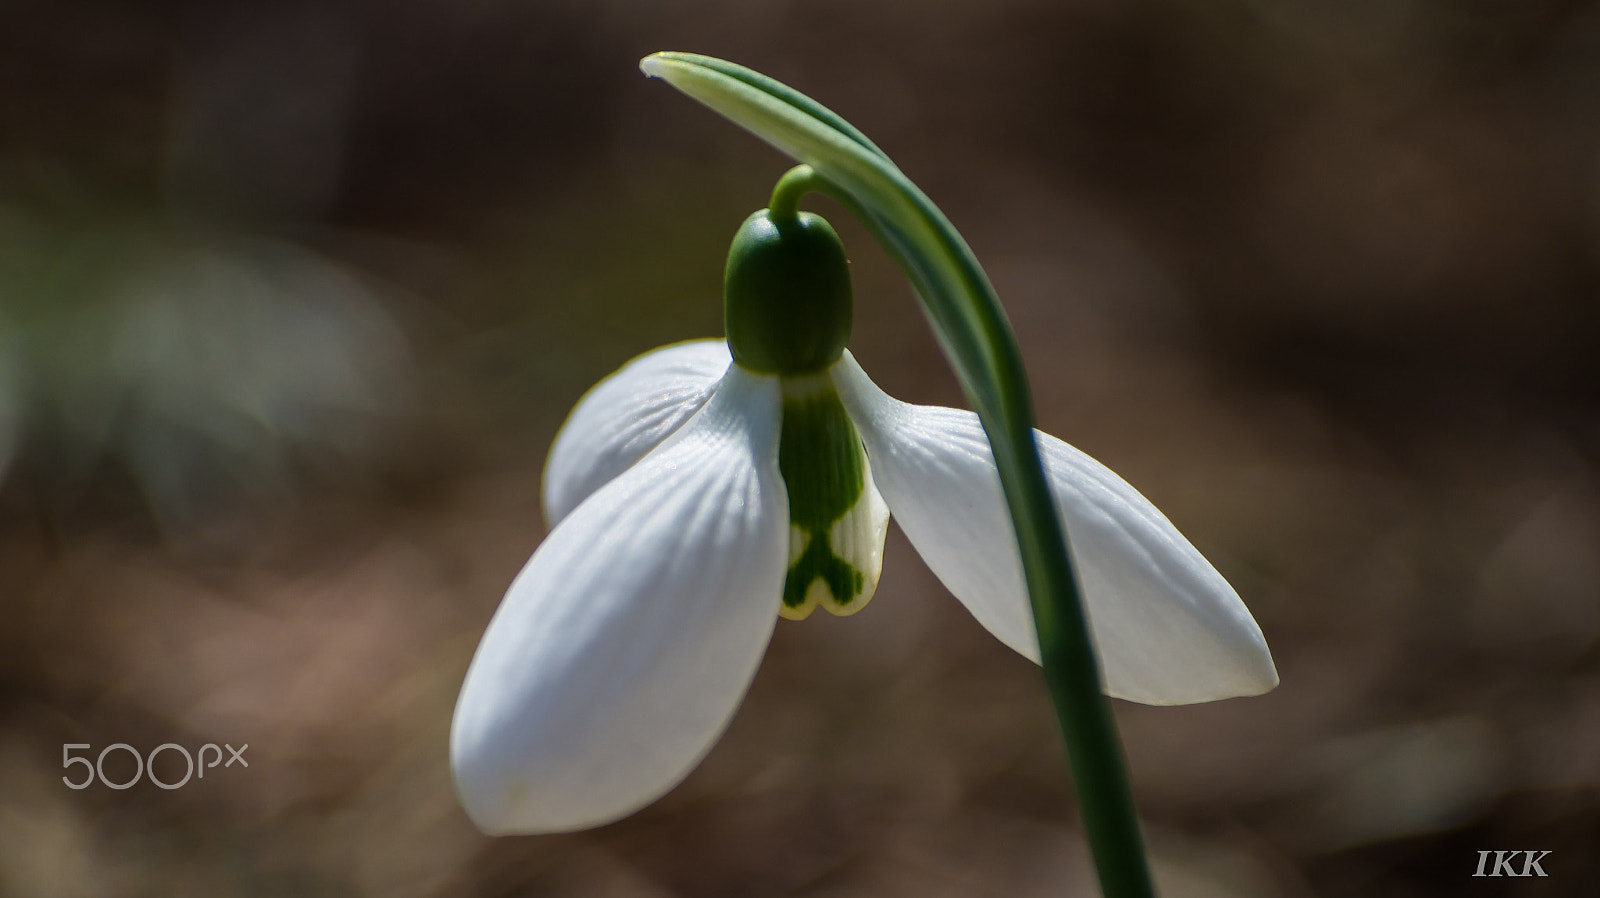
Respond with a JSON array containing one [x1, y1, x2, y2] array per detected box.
[[642, 51, 1156, 898]]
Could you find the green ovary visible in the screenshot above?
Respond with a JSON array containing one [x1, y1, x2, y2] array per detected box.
[[776, 373, 888, 620]]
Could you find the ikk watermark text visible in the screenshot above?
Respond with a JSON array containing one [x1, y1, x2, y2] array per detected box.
[[1473, 850, 1551, 878]]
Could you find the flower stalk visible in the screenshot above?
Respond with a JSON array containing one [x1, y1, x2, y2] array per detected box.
[[643, 53, 1157, 898]]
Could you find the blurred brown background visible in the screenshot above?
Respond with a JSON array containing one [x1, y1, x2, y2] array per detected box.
[[2, 1, 1598, 895]]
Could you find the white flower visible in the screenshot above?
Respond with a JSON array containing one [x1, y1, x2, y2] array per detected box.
[[451, 338, 1278, 835]]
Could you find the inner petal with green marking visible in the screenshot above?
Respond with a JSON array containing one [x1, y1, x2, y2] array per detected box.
[[776, 372, 889, 620]]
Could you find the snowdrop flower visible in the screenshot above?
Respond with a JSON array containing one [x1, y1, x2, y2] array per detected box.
[[451, 209, 1277, 835]]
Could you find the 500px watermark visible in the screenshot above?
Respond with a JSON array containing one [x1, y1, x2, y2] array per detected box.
[[62, 743, 248, 790]]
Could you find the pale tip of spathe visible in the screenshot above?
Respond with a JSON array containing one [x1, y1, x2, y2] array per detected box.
[[639, 53, 671, 79]]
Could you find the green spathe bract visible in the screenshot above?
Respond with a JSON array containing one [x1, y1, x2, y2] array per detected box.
[[643, 52, 1157, 898], [724, 209, 852, 376]]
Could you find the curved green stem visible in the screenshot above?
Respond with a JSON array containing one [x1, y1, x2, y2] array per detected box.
[[643, 53, 1155, 898], [767, 165, 823, 224], [770, 165, 891, 254]]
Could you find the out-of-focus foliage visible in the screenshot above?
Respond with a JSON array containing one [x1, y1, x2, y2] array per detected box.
[[0, 209, 412, 524]]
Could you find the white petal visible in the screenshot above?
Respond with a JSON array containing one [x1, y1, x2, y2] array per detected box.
[[832, 353, 1277, 705], [452, 364, 789, 834], [542, 339, 731, 525]]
